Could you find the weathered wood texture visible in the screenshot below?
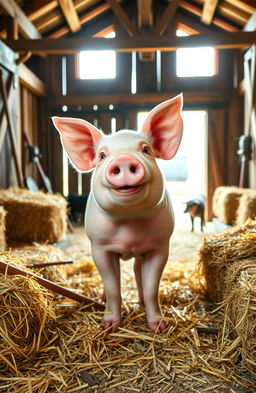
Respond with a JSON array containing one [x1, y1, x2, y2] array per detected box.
[[244, 45, 256, 189], [4, 31, 256, 54]]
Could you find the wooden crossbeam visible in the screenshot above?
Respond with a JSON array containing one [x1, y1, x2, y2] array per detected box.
[[201, 0, 219, 25], [153, 0, 180, 36], [137, 0, 153, 28], [0, 0, 41, 39], [4, 31, 256, 54], [58, 0, 81, 33], [105, 0, 139, 37], [50, 91, 231, 107], [19, 64, 47, 97]]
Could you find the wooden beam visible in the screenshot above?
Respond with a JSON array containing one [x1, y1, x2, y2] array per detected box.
[[4, 31, 256, 54], [243, 12, 256, 32], [6, 16, 19, 39], [105, 0, 140, 37], [153, 0, 180, 36], [137, 0, 153, 27], [180, 0, 239, 32], [0, 0, 41, 39], [0, 40, 16, 73], [19, 64, 47, 97], [58, 0, 81, 33], [201, 0, 219, 25], [25, 0, 58, 22], [47, 3, 111, 38], [50, 91, 232, 107]]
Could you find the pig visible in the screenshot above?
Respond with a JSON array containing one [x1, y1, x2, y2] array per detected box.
[[52, 94, 183, 333], [184, 195, 205, 232]]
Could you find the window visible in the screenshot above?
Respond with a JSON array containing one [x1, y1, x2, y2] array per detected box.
[[78, 31, 116, 80], [176, 29, 216, 77]]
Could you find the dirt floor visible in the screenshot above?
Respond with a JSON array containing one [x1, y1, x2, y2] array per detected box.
[[0, 206, 255, 392]]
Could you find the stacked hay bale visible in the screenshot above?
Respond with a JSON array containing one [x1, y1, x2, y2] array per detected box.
[[0, 206, 6, 250], [212, 186, 248, 225], [236, 189, 256, 224], [224, 259, 256, 370], [199, 219, 256, 372], [0, 188, 67, 244]]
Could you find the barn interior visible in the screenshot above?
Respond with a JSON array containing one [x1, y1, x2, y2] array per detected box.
[[0, 0, 256, 392]]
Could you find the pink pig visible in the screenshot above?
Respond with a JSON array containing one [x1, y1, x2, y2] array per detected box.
[[52, 94, 183, 332]]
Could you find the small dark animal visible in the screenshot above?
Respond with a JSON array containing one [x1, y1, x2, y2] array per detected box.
[[66, 193, 89, 222], [184, 195, 205, 232]]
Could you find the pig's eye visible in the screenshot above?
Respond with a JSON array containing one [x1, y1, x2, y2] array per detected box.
[[142, 146, 150, 155], [99, 152, 106, 160]]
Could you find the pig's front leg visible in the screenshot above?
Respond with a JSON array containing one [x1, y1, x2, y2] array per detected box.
[[140, 249, 169, 332], [91, 248, 121, 332]]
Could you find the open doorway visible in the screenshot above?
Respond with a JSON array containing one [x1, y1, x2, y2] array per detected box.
[[137, 110, 207, 230]]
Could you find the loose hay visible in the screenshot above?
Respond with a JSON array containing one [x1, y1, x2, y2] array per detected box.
[[236, 190, 256, 225], [0, 256, 55, 372], [212, 186, 248, 225], [0, 205, 6, 250], [0, 249, 254, 392], [198, 219, 256, 302], [8, 243, 68, 283], [0, 187, 67, 244]]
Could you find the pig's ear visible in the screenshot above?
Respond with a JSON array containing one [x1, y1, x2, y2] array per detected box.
[[141, 94, 183, 160], [52, 117, 103, 172]]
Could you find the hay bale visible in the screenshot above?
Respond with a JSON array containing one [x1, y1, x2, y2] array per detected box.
[[223, 259, 256, 372], [0, 188, 67, 244], [0, 256, 55, 370], [0, 206, 6, 250], [212, 186, 248, 225], [236, 190, 256, 225], [198, 219, 256, 302]]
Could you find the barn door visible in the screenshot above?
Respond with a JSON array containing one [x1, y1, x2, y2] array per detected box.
[[244, 45, 256, 188]]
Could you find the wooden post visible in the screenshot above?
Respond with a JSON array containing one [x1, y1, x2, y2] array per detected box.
[[0, 70, 24, 188]]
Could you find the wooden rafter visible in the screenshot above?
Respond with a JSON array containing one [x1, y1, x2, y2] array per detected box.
[[243, 12, 256, 32], [137, 0, 153, 28], [180, 0, 240, 32], [5, 31, 256, 54], [47, 3, 111, 38], [0, 0, 41, 38], [58, 0, 81, 33], [201, 0, 219, 25], [153, 0, 180, 36], [105, 0, 139, 37], [24, 0, 58, 22]]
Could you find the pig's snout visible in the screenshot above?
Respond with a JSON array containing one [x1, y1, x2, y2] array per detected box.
[[106, 154, 145, 188]]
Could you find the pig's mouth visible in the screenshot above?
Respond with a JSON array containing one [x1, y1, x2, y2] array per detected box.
[[113, 185, 142, 194]]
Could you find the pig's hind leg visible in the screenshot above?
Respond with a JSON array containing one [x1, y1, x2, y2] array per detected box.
[[92, 248, 122, 332], [141, 250, 169, 333]]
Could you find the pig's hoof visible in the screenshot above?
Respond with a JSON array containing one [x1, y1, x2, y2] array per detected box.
[[147, 317, 168, 333], [101, 317, 121, 333]]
